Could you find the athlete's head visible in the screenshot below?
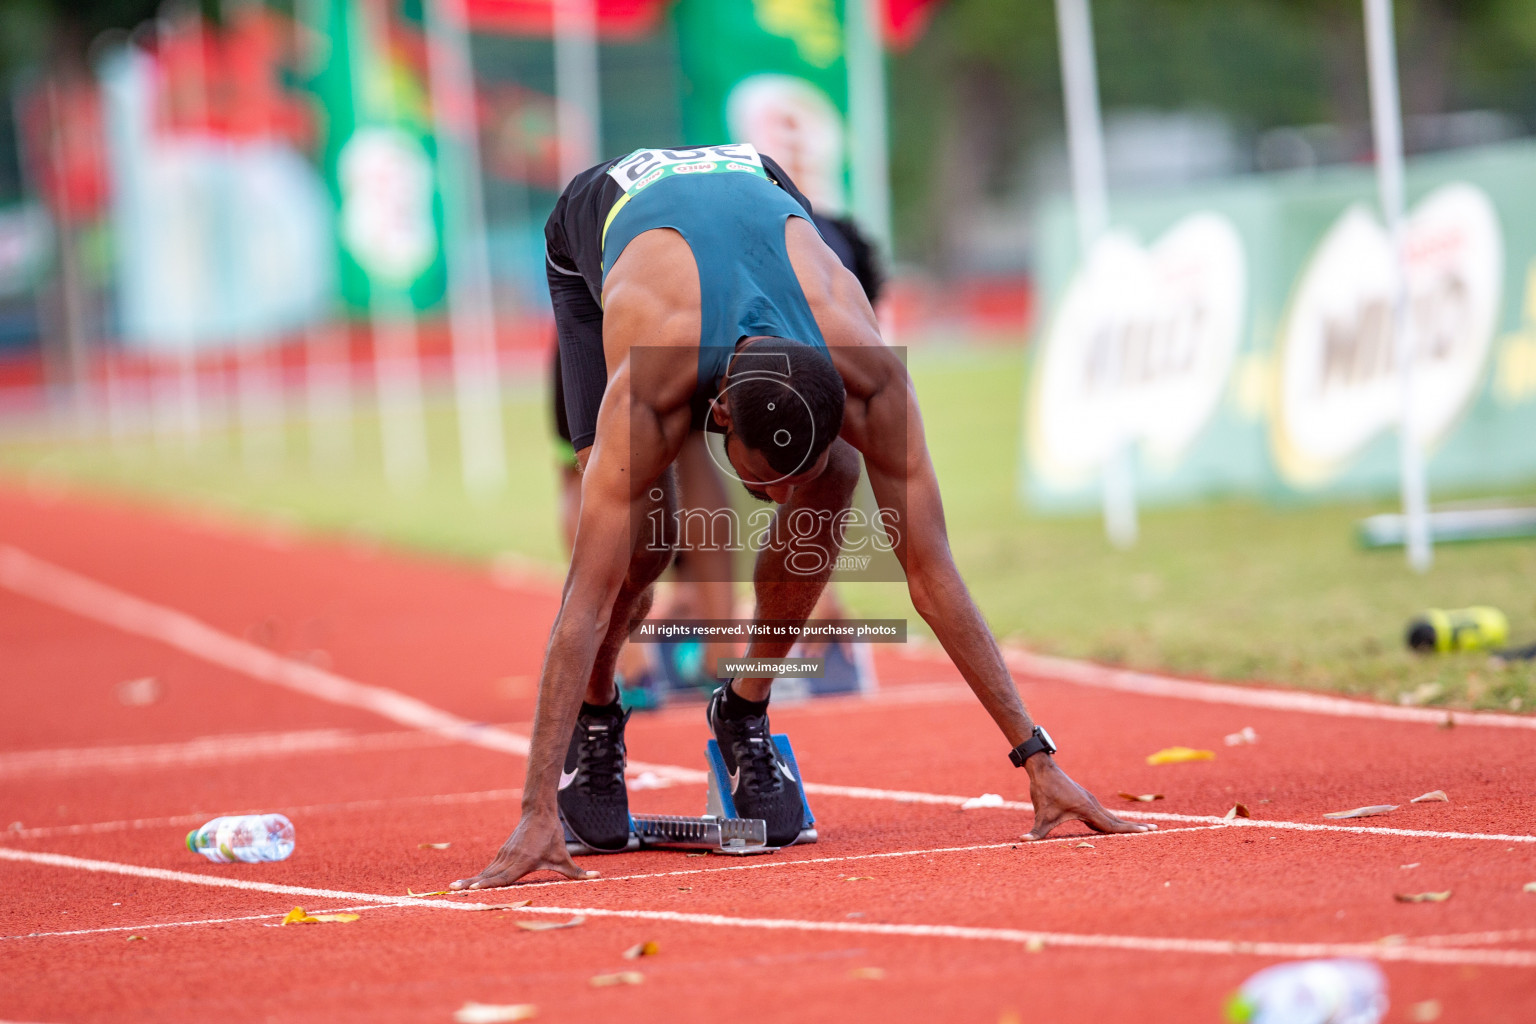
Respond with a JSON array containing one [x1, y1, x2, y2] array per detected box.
[[713, 337, 845, 503]]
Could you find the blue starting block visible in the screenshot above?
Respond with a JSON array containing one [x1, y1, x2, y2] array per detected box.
[[705, 734, 817, 847]]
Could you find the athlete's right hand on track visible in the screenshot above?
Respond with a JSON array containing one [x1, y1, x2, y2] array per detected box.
[[450, 809, 598, 890]]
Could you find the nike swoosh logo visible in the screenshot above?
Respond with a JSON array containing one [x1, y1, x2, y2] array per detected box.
[[777, 760, 796, 783], [728, 767, 742, 793], [558, 769, 579, 790]]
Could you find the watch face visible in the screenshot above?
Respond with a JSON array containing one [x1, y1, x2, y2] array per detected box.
[[1037, 726, 1056, 753]]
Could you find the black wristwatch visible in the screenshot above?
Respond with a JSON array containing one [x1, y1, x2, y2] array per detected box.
[[1008, 725, 1057, 767]]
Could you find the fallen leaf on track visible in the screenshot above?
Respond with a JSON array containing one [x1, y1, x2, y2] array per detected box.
[[453, 1002, 538, 1023], [1223, 727, 1258, 746], [1117, 792, 1164, 802], [281, 906, 360, 925], [475, 900, 531, 912], [844, 876, 874, 882], [1395, 891, 1452, 903], [959, 794, 1005, 810], [686, 853, 707, 858], [126, 935, 145, 942], [1024, 937, 1045, 953], [1401, 863, 1420, 870], [1523, 882, 1536, 894], [1323, 805, 1397, 819], [1146, 747, 1215, 765], [622, 941, 660, 959], [1410, 999, 1442, 1023], [417, 842, 451, 850], [1410, 791, 1449, 803], [848, 967, 885, 981], [1222, 804, 1252, 821], [407, 888, 452, 897], [589, 971, 643, 987], [515, 916, 584, 932]]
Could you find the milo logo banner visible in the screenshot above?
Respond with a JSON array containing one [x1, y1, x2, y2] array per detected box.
[[1023, 141, 1536, 510], [671, 0, 850, 214]]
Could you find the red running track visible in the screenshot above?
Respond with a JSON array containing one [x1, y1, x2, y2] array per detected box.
[[1, 487, 1534, 1023]]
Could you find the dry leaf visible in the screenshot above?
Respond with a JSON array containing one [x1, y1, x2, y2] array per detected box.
[[475, 900, 531, 912], [845, 876, 874, 882], [589, 971, 643, 988], [622, 941, 660, 959], [848, 967, 886, 981], [1117, 792, 1164, 802], [1410, 791, 1449, 803], [1146, 747, 1215, 765], [453, 1003, 538, 1024], [960, 793, 1005, 810], [1522, 882, 1536, 893], [1024, 937, 1045, 953], [686, 853, 708, 858], [126, 935, 145, 942], [1223, 727, 1258, 746], [417, 842, 451, 850], [1323, 805, 1397, 819], [1410, 1000, 1442, 1023], [1222, 804, 1252, 821], [281, 906, 359, 925], [1074, 842, 1095, 849], [407, 888, 452, 897], [1395, 891, 1452, 903], [677, 887, 691, 891], [1401, 863, 1420, 870], [514, 916, 585, 932]]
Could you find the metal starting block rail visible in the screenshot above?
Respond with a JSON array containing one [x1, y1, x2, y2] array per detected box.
[[562, 733, 817, 856]]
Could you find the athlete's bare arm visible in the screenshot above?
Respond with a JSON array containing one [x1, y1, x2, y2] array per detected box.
[[453, 234, 699, 889], [784, 219, 1152, 841]]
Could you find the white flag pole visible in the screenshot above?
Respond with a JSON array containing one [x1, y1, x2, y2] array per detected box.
[[553, 0, 600, 187], [425, 0, 507, 495], [1363, 0, 1431, 572], [845, 0, 892, 254], [1054, 0, 1135, 548]]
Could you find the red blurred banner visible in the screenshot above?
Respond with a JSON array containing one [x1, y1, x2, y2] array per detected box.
[[464, 0, 942, 47]]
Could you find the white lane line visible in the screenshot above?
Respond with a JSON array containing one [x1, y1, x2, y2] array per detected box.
[[1406, 928, 1536, 948], [0, 545, 705, 785], [0, 847, 505, 911], [1000, 647, 1536, 731], [0, 729, 457, 779], [3, 545, 1529, 847], [6, 904, 395, 941], [4, 846, 1533, 967], [3, 788, 522, 841]]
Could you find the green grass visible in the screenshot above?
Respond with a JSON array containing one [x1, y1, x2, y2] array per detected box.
[[4, 350, 1533, 712]]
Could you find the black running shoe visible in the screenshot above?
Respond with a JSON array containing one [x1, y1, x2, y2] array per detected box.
[[557, 705, 632, 852], [706, 685, 806, 847]]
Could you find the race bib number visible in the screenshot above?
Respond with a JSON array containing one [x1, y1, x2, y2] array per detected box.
[[606, 144, 767, 196]]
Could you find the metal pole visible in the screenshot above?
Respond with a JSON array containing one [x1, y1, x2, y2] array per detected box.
[[425, 0, 507, 494], [845, 0, 892, 254], [1054, 0, 1135, 548], [552, 0, 600, 186], [1363, 0, 1431, 572]]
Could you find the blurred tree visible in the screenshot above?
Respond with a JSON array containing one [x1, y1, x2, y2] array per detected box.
[[889, 0, 1536, 272]]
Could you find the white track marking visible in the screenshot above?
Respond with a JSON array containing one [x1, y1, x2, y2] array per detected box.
[[0, 729, 457, 779], [3, 788, 521, 841], [3, 545, 1529, 847], [4, 846, 1534, 967], [1406, 928, 1536, 948], [6, 904, 393, 941], [0, 545, 706, 784], [1000, 647, 1536, 730], [0, 847, 506, 911]]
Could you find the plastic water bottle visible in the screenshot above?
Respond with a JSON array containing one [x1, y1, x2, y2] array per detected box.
[[1225, 959, 1387, 1024], [1405, 606, 1508, 653], [186, 814, 295, 863]]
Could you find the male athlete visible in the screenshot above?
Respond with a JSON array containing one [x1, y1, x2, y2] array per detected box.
[[453, 144, 1149, 890]]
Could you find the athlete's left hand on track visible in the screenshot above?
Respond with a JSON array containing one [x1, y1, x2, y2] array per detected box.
[[449, 810, 599, 890], [1021, 757, 1155, 841]]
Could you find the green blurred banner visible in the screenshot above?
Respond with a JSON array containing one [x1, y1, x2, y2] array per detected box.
[[1023, 141, 1536, 511], [309, 0, 446, 312], [672, 0, 850, 213]]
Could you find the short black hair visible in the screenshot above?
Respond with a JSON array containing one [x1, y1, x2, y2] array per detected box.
[[724, 338, 845, 477]]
